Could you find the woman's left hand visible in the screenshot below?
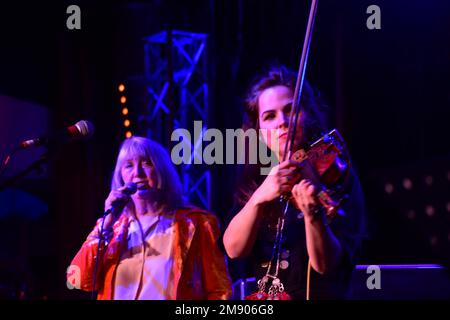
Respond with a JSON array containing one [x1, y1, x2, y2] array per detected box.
[[291, 179, 321, 219]]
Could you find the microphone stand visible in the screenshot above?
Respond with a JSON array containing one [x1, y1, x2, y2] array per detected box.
[[0, 153, 48, 191], [91, 207, 111, 300], [91, 206, 120, 300], [0, 138, 62, 191]]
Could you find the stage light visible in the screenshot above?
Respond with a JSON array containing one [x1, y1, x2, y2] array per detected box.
[[402, 178, 412, 190], [425, 205, 435, 217], [120, 96, 127, 104], [122, 108, 129, 115], [429, 236, 438, 247], [425, 175, 433, 186], [446, 202, 450, 212], [124, 119, 130, 127], [384, 183, 394, 194], [118, 84, 125, 92], [407, 210, 416, 220], [125, 131, 132, 138]]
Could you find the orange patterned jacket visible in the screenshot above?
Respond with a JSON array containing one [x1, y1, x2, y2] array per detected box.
[[67, 208, 232, 300]]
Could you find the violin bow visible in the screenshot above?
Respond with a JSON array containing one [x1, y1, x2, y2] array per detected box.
[[282, 0, 319, 162]]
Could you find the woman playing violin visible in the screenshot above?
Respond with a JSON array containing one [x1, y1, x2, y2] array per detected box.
[[223, 66, 366, 300]]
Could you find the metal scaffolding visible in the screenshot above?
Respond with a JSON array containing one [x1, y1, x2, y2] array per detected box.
[[143, 30, 211, 209]]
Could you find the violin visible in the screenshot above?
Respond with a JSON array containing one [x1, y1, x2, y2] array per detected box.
[[278, 0, 351, 221], [247, 0, 353, 301], [247, 128, 353, 301], [290, 128, 352, 220]]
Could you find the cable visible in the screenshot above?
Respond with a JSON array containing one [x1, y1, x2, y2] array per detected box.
[[306, 259, 312, 300]]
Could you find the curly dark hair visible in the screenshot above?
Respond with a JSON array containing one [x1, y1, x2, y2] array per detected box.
[[235, 65, 329, 205]]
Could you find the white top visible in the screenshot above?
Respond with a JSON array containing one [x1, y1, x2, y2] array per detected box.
[[113, 211, 176, 300]]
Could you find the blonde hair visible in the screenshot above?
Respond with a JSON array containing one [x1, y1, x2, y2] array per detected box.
[[111, 136, 186, 212]]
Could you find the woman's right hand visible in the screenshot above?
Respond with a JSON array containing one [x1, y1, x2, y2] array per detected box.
[[102, 186, 132, 230], [252, 160, 302, 205]]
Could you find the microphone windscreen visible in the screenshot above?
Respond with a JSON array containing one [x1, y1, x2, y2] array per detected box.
[[74, 120, 95, 138], [123, 182, 137, 195]]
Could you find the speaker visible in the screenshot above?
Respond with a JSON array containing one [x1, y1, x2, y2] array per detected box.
[[231, 264, 450, 300], [349, 264, 450, 299]]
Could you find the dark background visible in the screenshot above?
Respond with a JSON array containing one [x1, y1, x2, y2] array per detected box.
[[0, 0, 449, 299]]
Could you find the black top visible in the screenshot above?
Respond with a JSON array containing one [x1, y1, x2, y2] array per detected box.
[[225, 169, 366, 300]]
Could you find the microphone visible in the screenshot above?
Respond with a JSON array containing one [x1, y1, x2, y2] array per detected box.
[[18, 120, 95, 149], [120, 182, 138, 196], [106, 182, 137, 214]]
